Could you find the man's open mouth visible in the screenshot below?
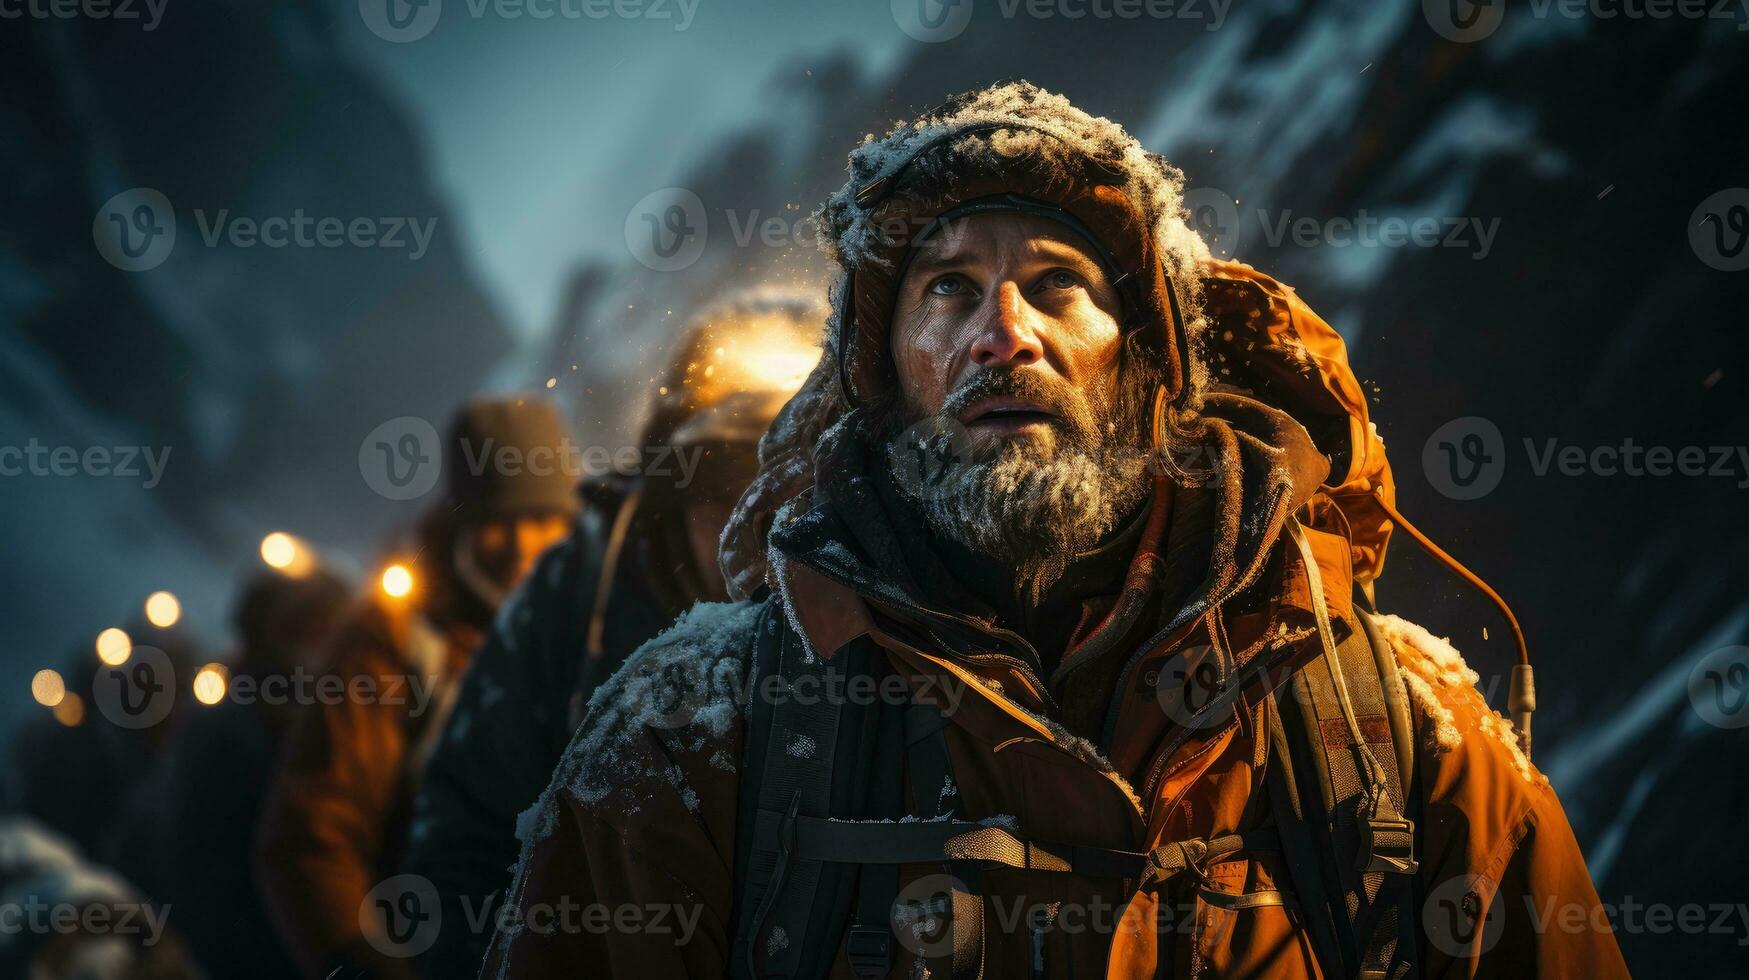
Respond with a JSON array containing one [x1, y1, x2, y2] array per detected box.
[[961, 396, 1062, 431]]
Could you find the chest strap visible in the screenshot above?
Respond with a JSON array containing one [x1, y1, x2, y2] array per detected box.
[[754, 807, 1276, 887]]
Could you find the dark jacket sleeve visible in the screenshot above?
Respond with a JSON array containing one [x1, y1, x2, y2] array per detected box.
[[402, 526, 595, 978]]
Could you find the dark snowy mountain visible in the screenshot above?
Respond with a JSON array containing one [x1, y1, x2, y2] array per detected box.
[[1, 1, 513, 689]]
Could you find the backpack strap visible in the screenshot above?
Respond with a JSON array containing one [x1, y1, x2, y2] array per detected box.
[[845, 687, 906, 979], [730, 600, 885, 979], [1267, 518, 1420, 979]]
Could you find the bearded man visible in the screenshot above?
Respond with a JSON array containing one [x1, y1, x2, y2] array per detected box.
[[486, 83, 1628, 979]]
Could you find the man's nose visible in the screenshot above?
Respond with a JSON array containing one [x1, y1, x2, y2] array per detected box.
[[968, 281, 1044, 368]]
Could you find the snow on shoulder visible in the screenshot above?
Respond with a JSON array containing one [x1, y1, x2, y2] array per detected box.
[[1375, 614, 1546, 787], [515, 600, 761, 850]]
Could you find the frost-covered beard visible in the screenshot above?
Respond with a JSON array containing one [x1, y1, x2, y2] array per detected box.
[[875, 353, 1158, 597]]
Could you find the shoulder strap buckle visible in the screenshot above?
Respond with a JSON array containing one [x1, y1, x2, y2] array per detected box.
[[1357, 805, 1418, 876]]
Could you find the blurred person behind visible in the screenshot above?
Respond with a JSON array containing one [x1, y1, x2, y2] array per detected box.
[[153, 562, 352, 980], [0, 814, 200, 980], [402, 291, 823, 978], [254, 396, 577, 980]]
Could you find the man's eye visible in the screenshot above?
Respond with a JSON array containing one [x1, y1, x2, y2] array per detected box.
[[1043, 270, 1081, 291], [929, 276, 968, 297]]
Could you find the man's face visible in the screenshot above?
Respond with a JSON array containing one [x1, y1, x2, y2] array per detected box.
[[890, 212, 1126, 460], [881, 211, 1156, 590], [471, 514, 572, 591]]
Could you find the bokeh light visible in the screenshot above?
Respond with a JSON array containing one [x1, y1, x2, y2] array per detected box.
[[144, 590, 181, 628], [260, 532, 298, 569], [192, 663, 229, 706], [53, 693, 84, 727], [380, 564, 413, 599], [31, 669, 65, 708], [95, 627, 132, 666]]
